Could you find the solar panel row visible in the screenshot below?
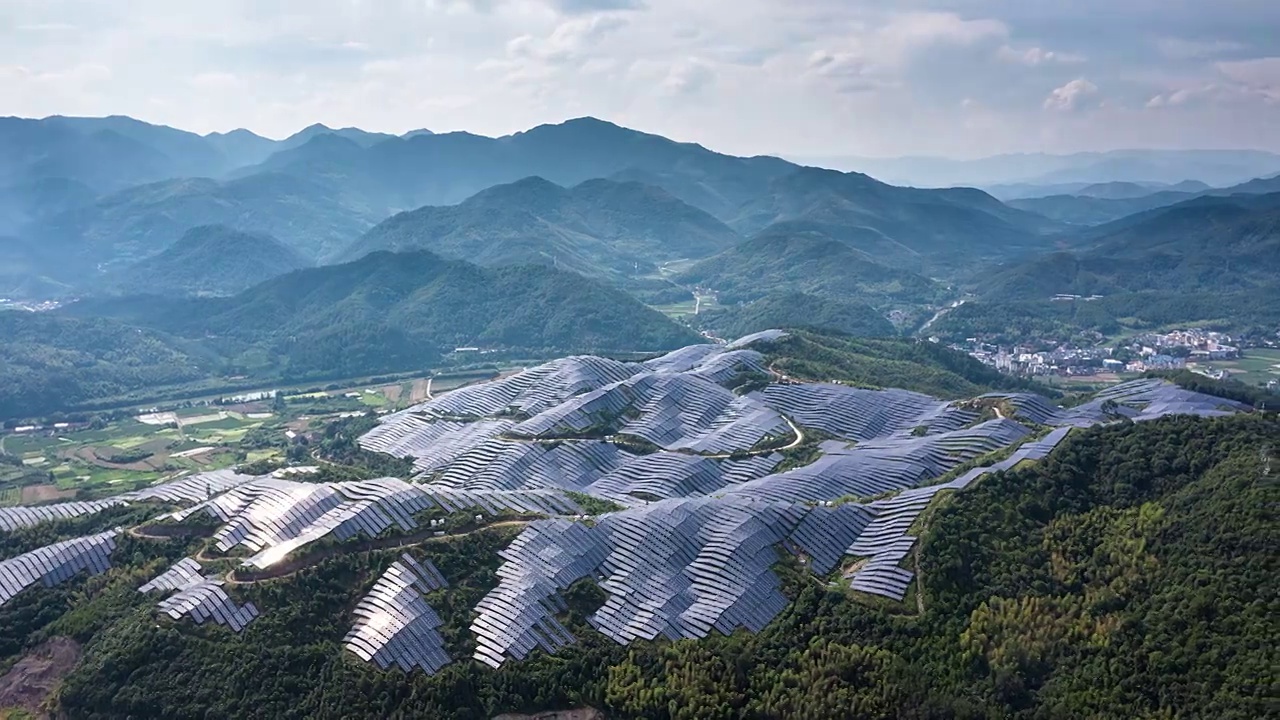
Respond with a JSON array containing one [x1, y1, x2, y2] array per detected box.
[[345, 554, 451, 674], [0, 530, 120, 606]]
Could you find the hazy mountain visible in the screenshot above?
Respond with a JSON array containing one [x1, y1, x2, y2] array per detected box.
[[728, 167, 1058, 275], [99, 225, 310, 297], [68, 249, 701, 380], [0, 236, 75, 298], [0, 117, 176, 193], [0, 177, 96, 235], [202, 128, 279, 170], [340, 176, 741, 276], [980, 193, 1280, 300], [799, 149, 1280, 188], [700, 291, 896, 339], [244, 117, 796, 222], [676, 225, 943, 306], [279, 123, 398, 151], [1009, 174, 1280, 226], [28, 172, 379, 276], [1072, 181, 1204, 200]]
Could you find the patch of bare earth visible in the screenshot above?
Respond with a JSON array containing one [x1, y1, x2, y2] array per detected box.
[[493, 710, 605, 720], [409, 379, 432, 403], [19, 485, 75, 504], [0, 637, 82, 719], [382, 384, 404, 403]]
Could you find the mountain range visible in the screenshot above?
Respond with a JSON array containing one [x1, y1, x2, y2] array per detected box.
[[341, 176, 740, 278], [979, 192, 1280, 301], [1, 111, 1278, 357], [799, 149, 1280, 189], [1005, 174, 1280, 226]]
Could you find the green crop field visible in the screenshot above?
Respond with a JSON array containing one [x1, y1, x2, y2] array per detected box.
[[1198, 348, 1280, 386]]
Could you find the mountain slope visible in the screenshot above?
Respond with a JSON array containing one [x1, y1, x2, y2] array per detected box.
[[64, 250, 701, 383], [0, 310, 215, 419], [244, 117, 796, 221], [340, 177, 740, 275], [100, 225, 310, 296], [981, 193, 1280, 301], [28, 173, 379, 274], [700, 292, 896, 340], [729, 167, 1059, 274], [1009, 174, 1280, 226], [676, 225, 943, 306]]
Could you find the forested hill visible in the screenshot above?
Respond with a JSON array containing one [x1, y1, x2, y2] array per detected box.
[[3, 250, 700, 418], [99, 224, 310, 297], [724, 167, 1060, 276], [976, 192, 1280, 302], [675, 227, 943, 307], [756, 328, 1051, 398], [36, 413, 1276, 718], [696, 292, 897, 342], [338, 176, 740, 274]]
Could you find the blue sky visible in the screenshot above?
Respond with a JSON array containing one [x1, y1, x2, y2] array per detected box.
[[2, 0, 1277, 157]]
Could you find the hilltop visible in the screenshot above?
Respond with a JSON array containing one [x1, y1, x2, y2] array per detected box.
[[100, 225, 310, 297]]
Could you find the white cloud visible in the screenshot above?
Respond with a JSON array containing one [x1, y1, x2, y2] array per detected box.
[[1043, 78, 1098, 111], [1, 0, 1278, 156], [1216, 56, 1280, 102], [997, 45, 1085, 66], [1156, 37, 1246, 60], [660, 57, 715, 95], [1147, 57, 1280, 108]]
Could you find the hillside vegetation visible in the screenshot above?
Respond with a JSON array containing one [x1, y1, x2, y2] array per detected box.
[[698, 293, 897, 341], [756, 329, 1050, 398], [677, 227, 942, 307], [26, 414, 1274, 719], [100, 225, 310, 297], [340, 177, 740, 275], [4, 250, 700, 418]]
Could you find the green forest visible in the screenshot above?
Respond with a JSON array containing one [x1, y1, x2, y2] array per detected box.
[[4, 413, 1270, 718]]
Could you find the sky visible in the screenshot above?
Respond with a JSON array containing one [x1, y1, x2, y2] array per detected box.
[[2, 0, 1279, 158]]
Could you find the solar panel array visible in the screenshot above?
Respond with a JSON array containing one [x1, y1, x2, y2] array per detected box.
[[0, 530, 120, 606], [431, 439, 629, 492], [760, 384, 978, 440], [345, 554, 450, 674], [168, 477, 582, 570], [844, 426, 1075, 600], [984, 379, 1252, 428], [359, 418, 516, 475], [584, 452, 781, 503], [138, 557, 205, 593], [0, 498, 127, 532], [470, 496, 873, 667], [722, 420, 1032, 503], [726, 329, 789, 349], [156, 577, 260, 632], [511, 372, 793, 454], [0, 469, 256, 532], [414, 356, 641, 419]]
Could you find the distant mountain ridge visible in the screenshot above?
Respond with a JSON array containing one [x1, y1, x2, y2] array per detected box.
[[979, 192, 1280, 301], [726, 166, 1058, 275], [1007, 174, 1280, 226], [798, 149, 1280, 188], [340, 176, 741, 275]]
